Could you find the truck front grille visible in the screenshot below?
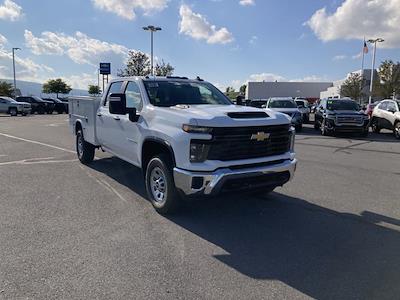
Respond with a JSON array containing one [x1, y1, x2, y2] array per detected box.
[[336, 115, 363, 124], [206, 125, 290, 161]]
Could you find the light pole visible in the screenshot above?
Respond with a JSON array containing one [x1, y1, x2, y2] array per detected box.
[[143, 25, 162, 76], [367, 38, 384, 104], [12, 47, 21, 98]]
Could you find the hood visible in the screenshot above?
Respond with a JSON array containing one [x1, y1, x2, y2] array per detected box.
[[151, 104, 290, 127]]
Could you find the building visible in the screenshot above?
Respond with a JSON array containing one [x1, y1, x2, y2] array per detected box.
[[246, 81, 333, 102], [320, 69, 377, 102]]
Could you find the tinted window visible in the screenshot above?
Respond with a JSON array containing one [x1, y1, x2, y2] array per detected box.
[[387, 102, 397, 111], [144, 81, 231, 107], [104, 81, 123, 106], [125, 81, 143, 111], [268, 100, 297, 108], [327, 100, 359, 111], [378, 102, 388, 110]]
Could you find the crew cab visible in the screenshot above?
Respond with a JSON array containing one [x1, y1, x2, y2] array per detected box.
[[0, 96, 31, 116], [371, 99, 400, 139], [314, 98, 369, 136], [69, 77, 297, 214]]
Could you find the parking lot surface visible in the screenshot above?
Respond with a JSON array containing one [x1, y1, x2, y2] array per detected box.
[[0, 114, 399, 299]]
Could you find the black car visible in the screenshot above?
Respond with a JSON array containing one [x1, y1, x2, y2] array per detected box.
[[42, 98, 67, 114], [58, 97, 69, 113], [16, 96, 54, 114], [314, 99, 369, 136]]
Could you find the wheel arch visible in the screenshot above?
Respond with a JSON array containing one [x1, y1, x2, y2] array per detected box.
[[141, 138, 176, 171]]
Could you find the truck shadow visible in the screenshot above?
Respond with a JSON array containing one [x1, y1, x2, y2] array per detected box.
[[87, 156, 400, 299], [168, 193, 400, 299]]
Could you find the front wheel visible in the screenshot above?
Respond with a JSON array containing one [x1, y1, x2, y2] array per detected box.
[[371, 119, 380, 133], [76, 129, 95, 164], [9, 107, 17, 116], [145, 154, 181, 214], [394, 122, 400, 140]]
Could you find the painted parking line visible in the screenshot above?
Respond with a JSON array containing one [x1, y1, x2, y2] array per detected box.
[[0, 132, 75, 154], [0, 158, 78, 166]]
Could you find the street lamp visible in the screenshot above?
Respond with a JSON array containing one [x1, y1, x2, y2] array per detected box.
[[12, 47, 21, 98], [367, 38, 384, 104], [143, 25, 162, 76]]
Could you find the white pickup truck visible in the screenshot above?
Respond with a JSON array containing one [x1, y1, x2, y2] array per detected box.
[[69, 76, 297, 214]]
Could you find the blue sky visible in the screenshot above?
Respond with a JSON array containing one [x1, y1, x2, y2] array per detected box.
[[0, 0, 399, 90]]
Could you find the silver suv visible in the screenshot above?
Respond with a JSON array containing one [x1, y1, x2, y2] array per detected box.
[[371, 99, 400, 139], [0, 96, 31, 116]]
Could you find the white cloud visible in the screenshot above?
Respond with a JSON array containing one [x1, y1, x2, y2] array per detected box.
[[306, 0, 400, 48], [239, 0, 255, 6], [179, 4, 234, 44], [248, 73, 286, 82], [333, 55, 347, 61], [61, 73, 98, 90], [91, 0, 168, 20], [0, 0, 22, 21], [352, 52, 363, 59], [0, 33, 7, 45], [249, 35, 258, 45], [24, 30, 129, 68]]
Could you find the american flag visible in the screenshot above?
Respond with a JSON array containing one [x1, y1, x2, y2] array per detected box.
[[363, 41, 369, 54]]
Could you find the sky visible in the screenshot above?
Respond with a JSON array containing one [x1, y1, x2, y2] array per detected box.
[[0, 0, 400, 91]]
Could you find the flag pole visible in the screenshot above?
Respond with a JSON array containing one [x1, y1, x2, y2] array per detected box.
[[360, 37, 366, 104]]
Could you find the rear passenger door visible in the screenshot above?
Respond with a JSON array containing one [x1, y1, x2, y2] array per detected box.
[[0, 98, 9, 113]]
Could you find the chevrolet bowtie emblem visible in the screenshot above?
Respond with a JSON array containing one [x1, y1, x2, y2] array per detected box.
[[251, 132, 270, 142]]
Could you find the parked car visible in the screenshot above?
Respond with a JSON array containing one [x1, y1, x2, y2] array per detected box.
[[43, 98, 67, 114], [295, 98, 310, 123], [69, 76, 297, 214], [0, 96, 31, 116], [310, 101, 320, 114], [365, 102, 379, 118], [249, 99, 268, 108], [370, 99, 400, 139], [263, 97, 303, 131], [16, 96, 54, 114], [314, 98, 369, 136], [58, 97, 69, 113]]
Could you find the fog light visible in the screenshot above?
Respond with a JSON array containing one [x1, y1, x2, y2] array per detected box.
[[191, 177, 204, 189]]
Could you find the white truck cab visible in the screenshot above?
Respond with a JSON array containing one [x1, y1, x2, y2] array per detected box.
[[69, 76, 297, 214]]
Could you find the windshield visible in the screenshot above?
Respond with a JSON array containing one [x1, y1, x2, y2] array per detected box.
[[32, 96, 45, 102], [295, 100, 307, 107], [268, 100, 297, 108], [143, 80, 231, 107], [327, 100, 360, 111]]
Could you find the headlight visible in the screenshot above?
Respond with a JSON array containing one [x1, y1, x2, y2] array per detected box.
[[190, 142, 210, 162], [289, 126, 295, 152], [182, 124, 213, 134]]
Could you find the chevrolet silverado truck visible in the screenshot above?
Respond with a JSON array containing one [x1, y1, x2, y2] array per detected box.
[[69, 76, 297, 214]]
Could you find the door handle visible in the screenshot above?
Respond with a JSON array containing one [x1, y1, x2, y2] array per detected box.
[[113, 116, 120, 121], [97, 113, 102, 117]]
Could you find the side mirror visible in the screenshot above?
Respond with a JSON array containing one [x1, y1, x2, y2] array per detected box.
[[127, 107, 139, 122], [388, 108, 396, 113], [109, 93, 126, 115]]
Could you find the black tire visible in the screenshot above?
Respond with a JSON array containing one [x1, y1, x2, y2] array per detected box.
[[361, 129, 369, 137], [394, 122, 400, 140], [9, 107, 17, 116], [371, 118, 380, 133], [21, 112, 27, 116], [76, 129, 95, 164], [321, 120, 328, 136], [314, 120, 320, 130], [38, 107, 45, 114], [145, 154, 181, 214]]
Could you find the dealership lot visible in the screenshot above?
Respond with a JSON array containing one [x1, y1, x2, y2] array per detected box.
[[0, 114, 399, 299]]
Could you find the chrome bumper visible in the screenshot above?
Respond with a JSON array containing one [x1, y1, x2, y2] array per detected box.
[[173, 159, 297, 196]]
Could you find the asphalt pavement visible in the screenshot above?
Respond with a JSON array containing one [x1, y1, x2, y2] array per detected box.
[[0, 114, 399, 299]]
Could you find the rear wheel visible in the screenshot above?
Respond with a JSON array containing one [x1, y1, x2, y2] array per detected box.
[[76, 129, 95, 164], [145, 154, 181, 214], [394, 122, 400, 140], [38, 107, 45, 114], [321, 120, 328, 136], [9, 107, 17, 116]]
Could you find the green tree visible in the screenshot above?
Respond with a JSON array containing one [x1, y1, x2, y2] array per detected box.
[[0, 81, 13, 97], [373, 60, 400, 99], [340, 73, 363, 101], [43, 78, 72, 98], [239, 84, 247, 95], [225, 86, 235, 93], [155, 60, 174, 76], [88, 85, 101, 95], [118, 50, 151, 77]]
